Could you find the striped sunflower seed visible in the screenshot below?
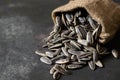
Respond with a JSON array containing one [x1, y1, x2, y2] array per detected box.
[[112, 49, 119, 58], [40, 57, 52, 65], [78, 17, 86, 23], [78, 39, 90, 46], [35, 50, 46, 57], [88, 60, 96, 70], [95, 60, 103, 68], [49, 43, 63, 49], [50, 65, 57, 74], [86, 31, 93, 45], [55, 58, 69, 64], [45, 51, 56, 58], [65, 13, 73, 24], [70, 40, 81, 50], [54, 64, 68, 74], [61, 47, 70, 57], [67, 64, 83, 69], [53, 71, 61, 80], [87, 16, 97, 29]]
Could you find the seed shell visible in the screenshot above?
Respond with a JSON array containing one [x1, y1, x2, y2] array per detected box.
[[67, 64, 83, 69], [88, 60, 95, 70], [35, 50, 46, 57], [112, 49, 119, 58], [40, 57, 52, 65], [95, 60, 103, 67], [55, 58, 69, 64]]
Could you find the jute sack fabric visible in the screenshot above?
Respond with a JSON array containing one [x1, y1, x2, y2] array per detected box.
[[52, 0, 120, 44]]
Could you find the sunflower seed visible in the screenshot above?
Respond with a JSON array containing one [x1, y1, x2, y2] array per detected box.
[[87, 16, 97, 29], [61, 30, 71, 36], [56, 16, 61, 26], [51, 54, 64, 61], [78, 17, 86, 23], [86, 31, 93, 44], [68, 31, 76, 37], [35, 50, 46, 57], [45, 51, 56, 58], [50, 65, 57, 74], [61, 47, 70, 57], [46, 32, 56, 42], [78, 39, 90, 46], [54, 64, 68, 74], [88, 60, 95, 70], [75, 25, 83, 39], [77, 52, 92, 58], [55, 58, 69, 64], [75, 11, 81, 17], [67, 64, 83, 69], [62, 13, 67, 26], [84, 46, 96, 52], [52, 37, 65, 44], [71, 55, 77, 61], [80, 57, 92, 61], [53, 24, 61, 33], [65, 14, 73, 24], [53, 71, 61, 80], [40, 57, 52, 64], [49, 43, 63, 49], [69, 26, 75, 31], [42, 44, 48, 48], [62, 40, 70, 43], [93, 50, 98, 62], [80, 61, 87, 65], [95, 60, 103, 67], [54, 48, 61, 55], [72, 61, 86, 65], [70, 40, 81, 50], [112, 49, 119, 58], [77, 26, 87, 39], [68, 49, 80, 55], [92, 25, 102, 40], [73, 15, 78, 26]]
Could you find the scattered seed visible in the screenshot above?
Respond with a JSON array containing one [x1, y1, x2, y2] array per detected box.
[[88, 60, 95, 70], [67, 64, 83, 69], [112, 49, 119, 58], [50, 65, 57, 74], [53, 71, 61, 80], [54, 64, 68, 74], [40, 57, 52, 65], [95, 60, 103, 67], [56, 58, 69, 64], [35, 50, 46, 57]]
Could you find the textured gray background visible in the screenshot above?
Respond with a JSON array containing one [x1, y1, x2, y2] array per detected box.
[[0, 0, 120, 80]]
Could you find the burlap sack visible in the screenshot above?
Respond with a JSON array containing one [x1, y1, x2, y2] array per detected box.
[[52, 0, 120, 44]]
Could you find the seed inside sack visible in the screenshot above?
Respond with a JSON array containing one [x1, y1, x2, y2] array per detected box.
[[36, 8, 119, 80]]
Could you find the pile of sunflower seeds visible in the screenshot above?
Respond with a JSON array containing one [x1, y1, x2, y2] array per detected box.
[[35, 9, 119, 80]]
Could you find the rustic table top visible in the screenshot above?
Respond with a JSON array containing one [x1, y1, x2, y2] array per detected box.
[[0, 0, 120, 80]]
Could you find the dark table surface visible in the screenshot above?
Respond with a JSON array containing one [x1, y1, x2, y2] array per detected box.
[[0, 0, 120, 80]]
